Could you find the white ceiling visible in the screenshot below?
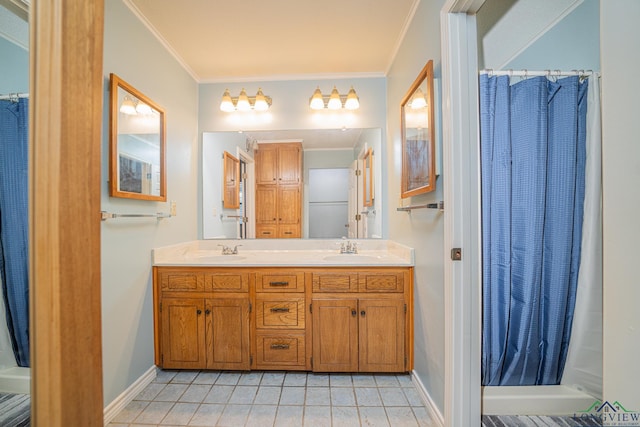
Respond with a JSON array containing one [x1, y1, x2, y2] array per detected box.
[[127, 0, 419, 82]]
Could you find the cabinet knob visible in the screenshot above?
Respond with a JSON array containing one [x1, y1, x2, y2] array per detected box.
[[360, 310, 366, 317], [205, 309, 211, 315], [197, 309, 202, 315], [351, 309, 357, 317]]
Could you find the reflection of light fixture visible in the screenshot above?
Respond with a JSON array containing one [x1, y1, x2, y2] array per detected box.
[[410, 88, 427, 109], [135, 101, 153, 115], [120, 96, 155, 116], [219, 88, 272, 112], [120, 96, 137, 115], [309, 86, 360, 110]]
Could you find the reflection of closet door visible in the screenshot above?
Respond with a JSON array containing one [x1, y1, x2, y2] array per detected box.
[[277, 144, 301, 185], [255, 186, 277, 224], [223, 151, 239, 209], [278, 186, 300, 226], [255, 145, 278, 184]]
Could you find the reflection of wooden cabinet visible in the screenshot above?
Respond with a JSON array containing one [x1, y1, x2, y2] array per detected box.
[[255, 143, 301, 185], [154, 265, 412, 373], [223, 151, 239, 209], [255, 143, 302, 238]]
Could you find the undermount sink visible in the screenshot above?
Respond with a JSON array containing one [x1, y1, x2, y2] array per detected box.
[[323, 254, 382, 263], [188, 255, 246, 262]]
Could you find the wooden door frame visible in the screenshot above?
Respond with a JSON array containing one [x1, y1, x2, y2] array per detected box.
[[30, 0, 105, 425]]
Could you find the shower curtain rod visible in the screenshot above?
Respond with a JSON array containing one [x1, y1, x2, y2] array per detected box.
[[480, 69, 598, 77], [0, 92, 29, 100]]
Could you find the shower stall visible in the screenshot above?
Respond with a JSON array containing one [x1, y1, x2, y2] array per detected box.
[[479, 70, 602, 416]]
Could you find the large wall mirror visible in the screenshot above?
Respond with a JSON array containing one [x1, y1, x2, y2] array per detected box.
[[401, 60, 436, 197], [202, 128, 383, 240], [109, 73, 166, 201]]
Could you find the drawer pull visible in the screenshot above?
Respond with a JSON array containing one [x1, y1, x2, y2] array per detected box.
[[270, 307, 290, 313], [284, 231, 293, 235], [263, 231, 272, 235], [269, 281, 290, 286], [270, 343, 290, 350]]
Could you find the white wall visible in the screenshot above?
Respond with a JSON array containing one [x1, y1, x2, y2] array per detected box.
[[101, 0, 199, 405], [386, 0, 447, 414], [601, 0, 640, 411], [0, 36, 28, 94]]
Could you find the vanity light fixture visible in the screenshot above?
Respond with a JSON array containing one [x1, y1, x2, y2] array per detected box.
[[309, 86, 360, 110], [220, 88, 272, 112]]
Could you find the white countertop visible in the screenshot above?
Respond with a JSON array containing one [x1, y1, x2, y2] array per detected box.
[[153, 239, 414, 267]]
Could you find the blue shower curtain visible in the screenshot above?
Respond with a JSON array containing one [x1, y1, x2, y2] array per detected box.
[[480, 75, 587, 386], [0, 98, 30, 367]]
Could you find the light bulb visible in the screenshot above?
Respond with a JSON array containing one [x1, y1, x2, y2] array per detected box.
[[254, 88, 269, 111], [309, 87, 325, 110], [119, 96, 137, 115], [344, 87, 359, 110], [220, 89, 235, 112], [327, 86, 342, 110], [236, 88, 251, 111], [135, 101, 152, 115], [410, 88, 427, 109]]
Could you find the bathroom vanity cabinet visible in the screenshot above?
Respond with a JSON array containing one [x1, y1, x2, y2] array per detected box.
[[153, 265, 413, 373]]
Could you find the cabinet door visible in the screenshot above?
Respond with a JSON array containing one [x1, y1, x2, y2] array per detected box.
[[278, 186, 300, 225], [256, 145, 278, 185], [161, 298, 206, 369], [255, 186, 277, 224], [206, 298, 250, 370], [358, 299, 405, 372], [223, 151, 239, 209], [277, 144, 301, 184], [312, 299, 358, 372]]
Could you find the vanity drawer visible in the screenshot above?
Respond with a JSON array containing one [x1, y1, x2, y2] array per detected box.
[[311, 271, 358, 293], [158, 269, 204, 292], [204, 272, 249, 292], [256, 225, 277, 238], [256, 272, 304, 293], [358, 271, 404, 293], [256, 297, 305, 329], [278, 225, 300, 238], [255, 331, 306, 369]]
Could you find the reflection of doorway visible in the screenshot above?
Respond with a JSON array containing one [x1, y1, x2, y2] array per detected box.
[[236, 148, 255, 239], [308, 168, 350, 238]]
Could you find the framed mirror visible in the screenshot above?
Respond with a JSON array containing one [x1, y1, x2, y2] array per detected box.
[[363, 147, 374, 207], [109, 73, 166, 201], [400, 60, 435, 197]]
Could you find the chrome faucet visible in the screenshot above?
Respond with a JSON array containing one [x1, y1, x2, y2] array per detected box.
[[339, 240, 358, 254], [218, 244, 241, 255]]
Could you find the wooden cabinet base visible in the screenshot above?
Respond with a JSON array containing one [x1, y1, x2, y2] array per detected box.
[[154, 266, 413, 373]]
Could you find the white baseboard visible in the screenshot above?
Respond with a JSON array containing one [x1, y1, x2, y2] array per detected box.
[[412, 370, 445, 426], [103, 365, 157, 426]]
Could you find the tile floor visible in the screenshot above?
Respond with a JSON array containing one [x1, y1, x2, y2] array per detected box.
[[108, 370, 436, 427]]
